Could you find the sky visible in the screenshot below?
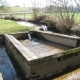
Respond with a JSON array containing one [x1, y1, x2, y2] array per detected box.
[[5, 0, 78, 7], [6, 0, 47, 7]]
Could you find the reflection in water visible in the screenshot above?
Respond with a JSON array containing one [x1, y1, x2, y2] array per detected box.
[[0, 45, 20, 80]]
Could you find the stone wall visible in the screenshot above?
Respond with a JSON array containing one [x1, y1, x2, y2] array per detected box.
[[5, 34, 32, 78], [33, 31, 80, 47], [10, 32, 29, 40], [8, 31, 80, 47], [32, 52, 80, 78]]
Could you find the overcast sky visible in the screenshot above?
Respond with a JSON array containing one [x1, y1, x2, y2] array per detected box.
[[6, 0, 48, 7], [6, 0, 78, 7]]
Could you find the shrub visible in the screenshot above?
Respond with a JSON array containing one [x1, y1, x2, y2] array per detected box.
[[4, 15, 23, 21], [29, 14, 75, 35], [56, 18, 74, 34], [72, 24, 80, 36], [29, 15, 60, 32]]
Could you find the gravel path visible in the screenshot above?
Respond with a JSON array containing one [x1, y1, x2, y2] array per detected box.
[[0, 45, 20, 80]]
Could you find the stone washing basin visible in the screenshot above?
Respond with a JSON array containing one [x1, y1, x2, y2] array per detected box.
[[4, 31, 80, 80]]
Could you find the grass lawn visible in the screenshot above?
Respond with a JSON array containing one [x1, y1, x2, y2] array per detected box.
[[15, 13, 33, 19], [0, 19, 34, 34], [14, 13, 80, 23], [10, 7, 32, 13], [46, 13, 80, 23], [0, 6, 80, 23], [0, 7, 32, 13]]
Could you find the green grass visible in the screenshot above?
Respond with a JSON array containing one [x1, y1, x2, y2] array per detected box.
[[45, 13, 80, 23], [0, 7, 33, 19], [0, 6, 79, 23], [14, 13, 80, 23], [10, 7, 32, 12], [0, 19, 34, 34], [15, 13, 33, 19], [0, 7, 32, 13]]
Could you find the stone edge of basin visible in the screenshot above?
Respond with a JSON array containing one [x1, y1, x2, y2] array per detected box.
[[32, 30, 80, 47], [4, 34, 37, 60], [33, 30, 80, 40]]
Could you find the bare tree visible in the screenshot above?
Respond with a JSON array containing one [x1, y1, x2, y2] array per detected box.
[[0, 0, 7, 6], [29, 0, 41, 20], [30, 0, 48, 22], [0, 0, 9, 12], [74, 0, 80, 8], [49, 0, 78, 34], [74, 0, 80, 12]]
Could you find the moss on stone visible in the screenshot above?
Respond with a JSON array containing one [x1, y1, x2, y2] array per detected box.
[[63, 47, 80, 55]]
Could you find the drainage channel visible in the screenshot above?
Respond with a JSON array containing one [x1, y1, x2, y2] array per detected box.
[[0, 43, 26, 80]]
